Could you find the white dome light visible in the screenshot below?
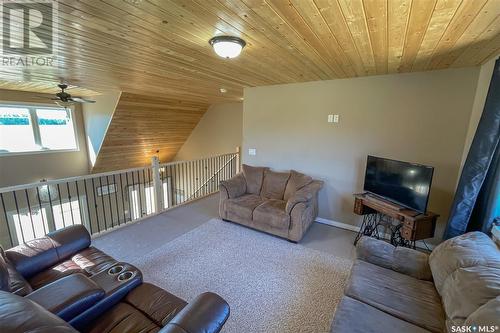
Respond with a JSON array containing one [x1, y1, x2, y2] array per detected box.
[[209, 36, 246, 59]]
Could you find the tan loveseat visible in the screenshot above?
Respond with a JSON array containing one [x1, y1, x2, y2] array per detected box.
[[331, 232, 500, 333], [219, 165, 323, 242]]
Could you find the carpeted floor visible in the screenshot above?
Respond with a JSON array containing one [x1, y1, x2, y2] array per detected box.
[[99, 218, 352, 333]]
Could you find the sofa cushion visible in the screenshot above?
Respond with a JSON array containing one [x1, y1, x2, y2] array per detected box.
[[429, 232, 500, 295], [260, 170, 290, 200], [464, 296, 500, 328], [242, 164, 267, 195], [440, 265, 500, 323], [84, 302, 161, 333], [28, 247, 116, 290], [331, 296, 431, 333], [5, 225, 92, 279], [283, 170, 313, 201], [225, 194, 264, 220], [72, 247, 117, 275], [345, 260, 445, 333], [124, 283, 187, 326], [29, 259, 87, 290], [253, 200, 290, 230]]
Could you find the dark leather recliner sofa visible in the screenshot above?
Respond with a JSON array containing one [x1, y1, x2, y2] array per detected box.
[[0, 225, 230, 333]]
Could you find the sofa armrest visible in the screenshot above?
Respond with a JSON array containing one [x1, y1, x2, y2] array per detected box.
[[356, 236, 432, 280], [159, 292, 230, 333], [219, 173, 246, 199], [285, 180, 323, 214], [25, 273, 104, 322]]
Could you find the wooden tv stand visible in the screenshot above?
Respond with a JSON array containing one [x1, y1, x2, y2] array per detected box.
[[353, 193, 439, 248]]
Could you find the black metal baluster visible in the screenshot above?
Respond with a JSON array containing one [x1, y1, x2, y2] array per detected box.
[[24, 189, 36, 238], [119, 173, 126, 225], [83, 180, 94, 234], [136, 171, 143, 218], [98, 177, 107, 230], [46, 184, 55, 232], [105, 176, 114, 228], [12, 191, 25, 243], [75, 181, 84, 227], [113, 174, 121, 226], [66, 182, 75, 226], [125, 172, 132, 222], [56, 184, 65, 228], [35, 187, 47, 235], [91, 178, 101, 233], [1, 193, 14, 247]]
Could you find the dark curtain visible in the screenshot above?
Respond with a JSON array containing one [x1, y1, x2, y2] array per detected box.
[[444, 59, 500, 239]]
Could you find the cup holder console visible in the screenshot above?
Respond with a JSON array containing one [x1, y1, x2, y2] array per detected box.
[[118, 271, 135, 282], [90, 262, 142, 298], [107, 265, 124, 275]]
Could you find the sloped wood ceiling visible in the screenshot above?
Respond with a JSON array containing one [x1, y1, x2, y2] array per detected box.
[[0, 0, 499, 102], [92, 93, 209, 173]]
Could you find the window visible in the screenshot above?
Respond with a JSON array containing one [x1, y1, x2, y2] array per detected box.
[[0, 105, 78, 154]]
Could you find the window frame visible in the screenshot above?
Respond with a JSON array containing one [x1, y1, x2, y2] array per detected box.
[[0, 102, 80, 156]]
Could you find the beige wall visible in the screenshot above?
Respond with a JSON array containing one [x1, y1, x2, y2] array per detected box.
[[0, 91, 90, 187], [174, 102, 242, 161], [243, 67, 481, 243]]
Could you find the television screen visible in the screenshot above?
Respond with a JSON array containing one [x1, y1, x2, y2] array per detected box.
[[363, 155, 434, 213]]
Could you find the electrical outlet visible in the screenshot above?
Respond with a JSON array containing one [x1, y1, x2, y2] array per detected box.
[[333, 114, 340, 123], [248, 148, 256, 156], [327, 114, 334, 123]]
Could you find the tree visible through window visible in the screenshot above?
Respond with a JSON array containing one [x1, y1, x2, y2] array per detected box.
[[0, 105, 78, 154]]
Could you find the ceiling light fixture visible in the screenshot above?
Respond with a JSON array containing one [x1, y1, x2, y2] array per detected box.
[[209, 36, 246, 59]]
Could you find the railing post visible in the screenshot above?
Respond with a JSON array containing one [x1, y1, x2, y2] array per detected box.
[[151, 156, 163, 212], [236, 146, 241, 173]]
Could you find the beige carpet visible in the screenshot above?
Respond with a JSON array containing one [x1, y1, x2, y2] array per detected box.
[[129, 219, 352, 333]]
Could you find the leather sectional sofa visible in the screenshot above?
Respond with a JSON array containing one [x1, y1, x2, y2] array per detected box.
[[219, 164, 323, 242], [331, 232, 500, 332], [0, 225, 230, 333]]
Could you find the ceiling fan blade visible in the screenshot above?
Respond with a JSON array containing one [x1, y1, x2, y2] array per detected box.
[[70, 97, 96, 103]]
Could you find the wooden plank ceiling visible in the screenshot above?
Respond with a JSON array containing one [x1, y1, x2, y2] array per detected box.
[[92, 93, 209, 173], [1, 0, 499, 172], [0, 0, 499, 101]]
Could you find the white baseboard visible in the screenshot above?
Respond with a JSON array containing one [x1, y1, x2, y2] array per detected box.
[[314, 217, 435, 251], [315, 217, 360, 232]]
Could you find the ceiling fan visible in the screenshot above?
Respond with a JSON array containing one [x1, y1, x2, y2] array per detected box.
[[42, 84, 96, 107]]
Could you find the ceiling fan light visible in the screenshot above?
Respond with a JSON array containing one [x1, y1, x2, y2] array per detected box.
[[209, 36, 246, 59]]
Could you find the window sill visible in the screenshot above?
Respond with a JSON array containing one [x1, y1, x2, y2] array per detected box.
[[0, 148, 80, 157]]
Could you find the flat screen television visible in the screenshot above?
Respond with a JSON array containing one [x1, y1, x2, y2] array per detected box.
[[363, 155, 434, 213]]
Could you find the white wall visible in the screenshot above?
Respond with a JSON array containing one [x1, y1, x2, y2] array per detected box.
[[243, 67, 481, 244], [174, 102, 242, 161], [458, 58, 497, 173], [82, 91, 121, 168]]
